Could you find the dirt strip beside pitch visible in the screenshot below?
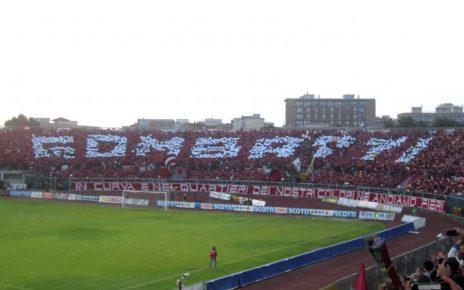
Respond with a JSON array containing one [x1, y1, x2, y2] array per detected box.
[[239, 210, 463, 290]]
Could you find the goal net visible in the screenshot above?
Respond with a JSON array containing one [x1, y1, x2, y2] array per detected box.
[[121, 190, 173, 211]]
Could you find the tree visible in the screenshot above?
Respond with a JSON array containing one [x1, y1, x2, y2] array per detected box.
[[397, 115, 417, 128], [415, 120, 430, 128], [432, 117, 458, 127], [4, 114, 40, 128], [382, 119, 395, 128]]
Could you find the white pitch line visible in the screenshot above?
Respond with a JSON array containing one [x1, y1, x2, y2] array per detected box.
[[0, 282, 35, 290], [119, 223, 376, 290], [118, 271, 196, 290]]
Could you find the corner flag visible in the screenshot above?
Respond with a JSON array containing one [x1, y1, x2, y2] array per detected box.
[[351, 264, 367, 290]]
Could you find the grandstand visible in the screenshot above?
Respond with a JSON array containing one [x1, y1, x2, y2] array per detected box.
[[0, 127, 463, 195]]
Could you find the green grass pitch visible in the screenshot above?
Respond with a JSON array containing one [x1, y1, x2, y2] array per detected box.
[[0, 198, 386, 290]]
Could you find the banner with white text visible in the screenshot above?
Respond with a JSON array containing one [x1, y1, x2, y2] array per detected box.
[[72, 181, 445, 212]]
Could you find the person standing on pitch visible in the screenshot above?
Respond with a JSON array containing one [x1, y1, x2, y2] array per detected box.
[[209, 246, 218, 268], [176, 274, 185, 290]]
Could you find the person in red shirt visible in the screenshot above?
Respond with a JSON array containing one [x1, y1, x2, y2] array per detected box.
[[209, 246, 218, 268]]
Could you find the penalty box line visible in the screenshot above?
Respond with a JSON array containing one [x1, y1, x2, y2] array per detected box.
[[0, 282, 36, 290]]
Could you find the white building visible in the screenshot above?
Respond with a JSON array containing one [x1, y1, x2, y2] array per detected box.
[[204, 118, 223, 127], [136, 118, 176, 131], [397, 103, 464, 125], [232, 114, 273, 131]]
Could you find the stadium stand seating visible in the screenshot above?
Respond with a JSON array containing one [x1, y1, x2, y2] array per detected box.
[[0, 127, 463, 195]]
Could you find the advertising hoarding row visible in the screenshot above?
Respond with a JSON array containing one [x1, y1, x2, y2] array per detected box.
[[8, 190, 395, 221], [8, 191, 148, 206], [154, 200, 394, 220]]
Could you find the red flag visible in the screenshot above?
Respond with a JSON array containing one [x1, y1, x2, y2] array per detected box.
[[351, 264, 368, 290]]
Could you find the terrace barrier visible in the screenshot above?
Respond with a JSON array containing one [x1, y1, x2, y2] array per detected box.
[[26, 175, 464, 215]]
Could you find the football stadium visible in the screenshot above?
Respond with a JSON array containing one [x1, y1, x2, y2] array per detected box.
[[1, 127, 464, 290]]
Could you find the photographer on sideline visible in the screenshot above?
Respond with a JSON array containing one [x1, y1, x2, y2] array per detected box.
[[176, 274, 185, 290]]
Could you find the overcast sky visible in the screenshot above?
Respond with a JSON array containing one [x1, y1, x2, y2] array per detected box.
[[1, 0, 463, 128]]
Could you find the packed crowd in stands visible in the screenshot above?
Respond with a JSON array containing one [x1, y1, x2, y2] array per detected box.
[[384, 228, 464, 290], [0, 127, 463, 195]]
